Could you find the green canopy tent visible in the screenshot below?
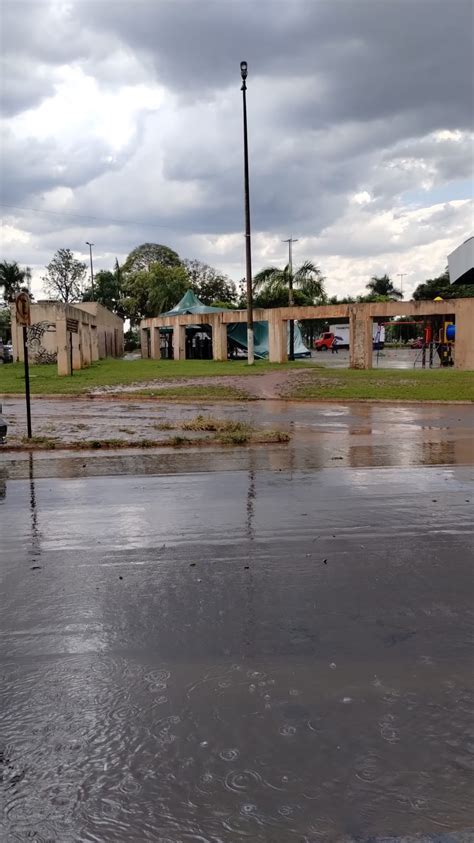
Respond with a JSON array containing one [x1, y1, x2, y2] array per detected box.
[[160, 290, 310, 359]]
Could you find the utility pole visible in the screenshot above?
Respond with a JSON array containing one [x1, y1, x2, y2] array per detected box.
[[86, 241, 95, 301], [283, 237, 298, 360], [398, 273, 406, 299], [240, 61, 254, 365]]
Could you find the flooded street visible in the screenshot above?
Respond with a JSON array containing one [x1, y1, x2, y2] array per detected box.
[[1, 405, 473, 841]]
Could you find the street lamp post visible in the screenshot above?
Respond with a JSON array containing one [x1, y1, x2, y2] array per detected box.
[[283, 236, 298, 360], [86, 241, 95, 301], [240, 60, 254, 365], [398, 273, 406, 299]]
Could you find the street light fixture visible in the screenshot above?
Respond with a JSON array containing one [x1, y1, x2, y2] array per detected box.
[[85, 241, 95, 301], [240, 60, 254, 365]]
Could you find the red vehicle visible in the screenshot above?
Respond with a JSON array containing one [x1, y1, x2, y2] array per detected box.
[[314, 332, 343, 351]]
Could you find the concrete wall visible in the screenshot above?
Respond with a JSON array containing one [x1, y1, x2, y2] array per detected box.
[[11, 300, 124, 375], [140, 298, 473, 370], [74, 302, 124, 358]]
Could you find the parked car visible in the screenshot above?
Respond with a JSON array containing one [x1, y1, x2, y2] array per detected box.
[[2, 342, 13, 363]]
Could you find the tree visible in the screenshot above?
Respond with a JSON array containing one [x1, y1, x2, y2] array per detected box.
[[121, 263, 189, 324], [184, 259, 236, 305], [82, 260, 124, 315], [42, 249, 86, 302], [412, 268, 450, 300], [122, 243, 181, 274], [253, 260, 326, 308], [366, 274, 402, 299], [0, 306, 11, 342], [0, 260, 31, 303]]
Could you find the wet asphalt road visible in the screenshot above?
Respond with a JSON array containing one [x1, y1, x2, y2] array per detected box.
[[1, 449, 473, 842]]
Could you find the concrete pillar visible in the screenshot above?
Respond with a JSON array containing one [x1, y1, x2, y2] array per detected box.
[[91, 326, 99, 362], [150, 326, 161, 360], [268, 314, 288, 363], [140, 328, 149, 358], [72, 330, 82, 370], [454, 299, 474, 370], [56, 319, 71, 376], [349, 308, 372, 369], [211, 317, 227, 361], [81, 324, 91, 367], [173, 324, 186, 360]]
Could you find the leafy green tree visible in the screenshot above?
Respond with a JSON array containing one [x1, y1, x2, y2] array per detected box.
[[123, 243, 181, 274], [0, 260, 31, 303], [184, 259, 236, 305], [253, 260, 326, 308], [121, 263, 189, 324], [412, 269, 450, 300], [42, 249, 86, 302], [0, 306, 11, 341], [366, 274, 402, 299], [82, 260, 125, 315]]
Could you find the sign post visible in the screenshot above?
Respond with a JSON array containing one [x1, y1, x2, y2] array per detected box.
[[15, 293, 32, 438], [66, 318, 79, 377]]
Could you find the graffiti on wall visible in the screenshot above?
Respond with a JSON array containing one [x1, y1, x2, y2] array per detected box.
[[27, 321, 57, 364]]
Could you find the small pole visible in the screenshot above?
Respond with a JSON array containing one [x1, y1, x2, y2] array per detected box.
[[398, 273, 406, 298], [86, 241, 95, 301], [69, 331, 73, 376], [22, 325, 32, 438]]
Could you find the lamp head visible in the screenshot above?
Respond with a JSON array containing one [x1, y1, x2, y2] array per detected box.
[[240, 61, 248, 80]]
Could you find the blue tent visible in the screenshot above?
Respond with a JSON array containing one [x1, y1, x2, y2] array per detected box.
[[160, 290, 310, 358]]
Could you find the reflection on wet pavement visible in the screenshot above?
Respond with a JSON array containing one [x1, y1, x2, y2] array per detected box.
[[1, 461, 473, 841], [1, 400, 473, 482]]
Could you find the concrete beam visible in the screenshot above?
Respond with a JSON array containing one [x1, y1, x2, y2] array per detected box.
[[268, 315, 288, 363], [56, 319, 71, 376], [150, 326, 161, 360], [454, 298, 474, 370], [210, 316, 227, 361], [173, 325, 186, 360], [91, 326, 99, 362], [81, 324, 92, 367], [140, 328, 149, 358], [349, 307, 372, 369]]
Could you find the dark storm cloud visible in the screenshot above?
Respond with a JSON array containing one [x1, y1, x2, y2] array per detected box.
[[1, 0, 472, 290], [74, 0, 472, 127]]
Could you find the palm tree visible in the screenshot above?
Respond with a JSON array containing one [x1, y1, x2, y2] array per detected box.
[[366, 274, 402, 299], [254, 260, 326, 306], [0, 260, 31, 303]]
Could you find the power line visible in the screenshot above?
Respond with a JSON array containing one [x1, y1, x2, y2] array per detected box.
[[0, 202, 179, 232]]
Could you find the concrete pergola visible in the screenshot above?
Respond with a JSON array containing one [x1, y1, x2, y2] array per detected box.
[[140, 298, 474, 370]]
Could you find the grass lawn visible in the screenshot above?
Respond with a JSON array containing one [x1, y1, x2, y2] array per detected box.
[[285, 368, 474, 402], [0, 358, 306, 396]]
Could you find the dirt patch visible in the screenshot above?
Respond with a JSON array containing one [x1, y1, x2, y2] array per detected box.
[[88, 370, 312, 401]]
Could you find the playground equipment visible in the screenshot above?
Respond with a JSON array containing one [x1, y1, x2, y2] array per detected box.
[[416, 318, 455, 368]]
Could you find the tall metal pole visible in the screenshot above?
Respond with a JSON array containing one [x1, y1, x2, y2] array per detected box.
[[86, 241, 95, 301], [240, 61, 254, 365], [283, 237, 298, 360], [22, 325, 32, 438], [398, 273, 406, 299]]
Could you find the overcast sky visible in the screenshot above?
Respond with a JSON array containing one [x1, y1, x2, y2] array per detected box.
[[1, 0, 472, 300]]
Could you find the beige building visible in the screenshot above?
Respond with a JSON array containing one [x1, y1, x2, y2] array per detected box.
[[141, 297, 474, 370], [11, 300, 124, 375]]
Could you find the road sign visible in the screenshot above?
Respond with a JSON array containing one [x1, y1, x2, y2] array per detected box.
[[66, 318, 79, 334], [15, 292, 30, 326]]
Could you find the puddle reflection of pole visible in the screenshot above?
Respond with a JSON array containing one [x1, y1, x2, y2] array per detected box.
[[244, 451, 256, 657], [28, 452, 40, 557]]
